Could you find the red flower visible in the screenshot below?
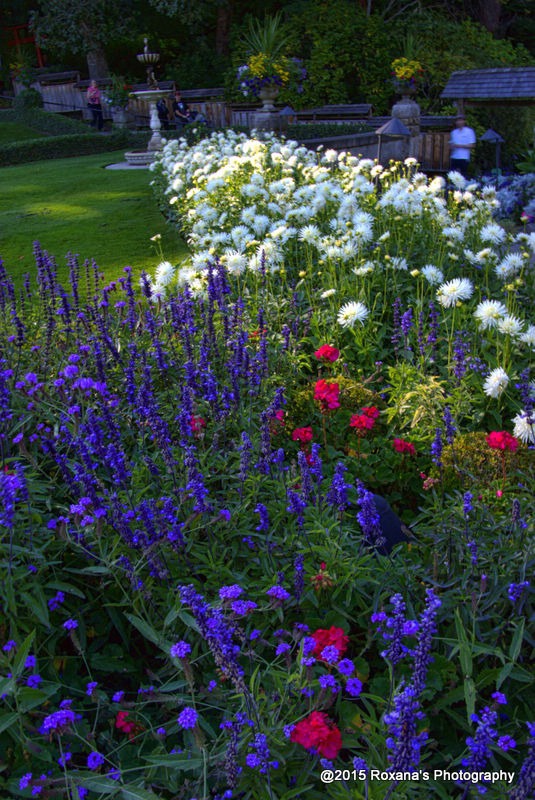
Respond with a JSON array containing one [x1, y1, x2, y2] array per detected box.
[[115, 711, 144, 741], [314, 379, 340, 411], [393, 438, 416, 456], [189, 415, 206, 436], [314, 344, 340, 363], [292, 426, 313, 444], [349, 414, 375, 431], [361, 406, 379, 420], [486, 431, 519, 452], [290, 711, 342, 758], [311, 626, 349, 660], [273, 409, 285, 425]]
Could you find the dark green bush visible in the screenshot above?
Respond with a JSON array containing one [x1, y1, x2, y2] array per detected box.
[[0, 108, 89, 136], [12, 88, 44, 110], [0, 130, 148, 166], [286, 121, 372, 139]]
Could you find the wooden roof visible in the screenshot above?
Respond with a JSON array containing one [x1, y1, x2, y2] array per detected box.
[[441, 68, 535, 101]]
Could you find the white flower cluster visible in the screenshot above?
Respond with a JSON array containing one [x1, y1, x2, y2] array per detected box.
[[149, 131, 533, 432]]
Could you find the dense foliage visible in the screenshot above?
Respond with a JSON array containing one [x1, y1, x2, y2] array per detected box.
[[1, 130, 534, 799]]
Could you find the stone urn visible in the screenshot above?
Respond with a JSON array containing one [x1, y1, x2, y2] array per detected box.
[[258, 84, 279, 112], [111, 107, 128, 128]]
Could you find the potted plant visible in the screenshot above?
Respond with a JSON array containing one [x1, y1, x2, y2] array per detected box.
[[391, 57, 424, 98], [236, 14, 303, 110], [104, 75, 132, 127]]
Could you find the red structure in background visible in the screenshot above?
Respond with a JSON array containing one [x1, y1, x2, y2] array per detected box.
[[5, 23, 45, 68]]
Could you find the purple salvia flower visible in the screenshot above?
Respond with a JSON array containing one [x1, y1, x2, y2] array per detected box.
[[384, 683, 427, 772], [431, 428, 443, 468], [179, 585, 246, 692], [443, 405, 456, 444], [293, 554, 305, 602], [356, 480, 385, 549], [254, 503, 270, 532], [286, 489, 307, 528], [411, 589, 441, 695], [326, 461, 350, 513], [391, 297, 402, 358], [510, 722, 535, 800], [508, 581, 530, 605], [461, 704, 499, 793]]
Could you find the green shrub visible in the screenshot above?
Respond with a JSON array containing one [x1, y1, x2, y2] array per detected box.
[[12, 88, 44, 110], [286, 121, 372, 139], [0, 130, 148, 166], [0, 108, 89, 136]]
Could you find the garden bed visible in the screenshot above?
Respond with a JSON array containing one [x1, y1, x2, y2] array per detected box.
[[0, 130, 533, 800]]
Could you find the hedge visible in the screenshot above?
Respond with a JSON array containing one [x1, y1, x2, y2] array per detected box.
[[0, 109, 89, 136], [0, 131, 150, 167]]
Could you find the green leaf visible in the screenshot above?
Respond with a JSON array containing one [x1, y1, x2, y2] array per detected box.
[[144, 754, 203, 771], [124, 614, 161, 646], [281, 786, 314, 799], [121, 787, 162, 800], [463, 676, 476, 722], [0, 712, 18, 735], [18, 684, 60, 712], [454, 610, 472, 678], [509, 619, 525, 663], [12, 631, 35, 679], [497, 662, 514, 689], [79, 776, 121, 795]]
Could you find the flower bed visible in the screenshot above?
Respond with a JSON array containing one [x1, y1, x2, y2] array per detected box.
[[0, 130, 534, 799]]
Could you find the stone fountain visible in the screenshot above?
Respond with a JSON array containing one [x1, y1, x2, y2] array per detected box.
[[124, 38, 169, 166]]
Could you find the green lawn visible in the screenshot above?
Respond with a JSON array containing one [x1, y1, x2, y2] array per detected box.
[[0, 122, 45, 145], [0, 150, 188, 290]]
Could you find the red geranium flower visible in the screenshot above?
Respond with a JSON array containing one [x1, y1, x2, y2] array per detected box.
[[361, 406, 379, 420], [290, 711, 342, 758], [189, 415, 206, 436], [349, 414, 375, 431], [486, 431, 519, 452], [314, 379, 340, 411], [311, 626, 349, 660], [115, 711, 144, 741], [393, 438, 416, 456], [314, 344, 340, 363], [292, 426, 313, 444]]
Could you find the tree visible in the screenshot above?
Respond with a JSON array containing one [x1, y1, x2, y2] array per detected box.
[[30, 0, 135, 79]]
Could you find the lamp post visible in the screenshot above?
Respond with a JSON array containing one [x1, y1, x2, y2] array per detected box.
[[278, 105, 295, 134], [480, 128, 505, 183], [375, 117, 411, 164]]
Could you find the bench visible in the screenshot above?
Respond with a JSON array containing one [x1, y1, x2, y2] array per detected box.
[[295, 103, 372, 122]]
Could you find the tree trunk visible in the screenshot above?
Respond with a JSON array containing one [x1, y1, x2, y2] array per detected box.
[[475, 0, 503, 34], [86, 45, 110, 80], [215, 3, 232, 56]]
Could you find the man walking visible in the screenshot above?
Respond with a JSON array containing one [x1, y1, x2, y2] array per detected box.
[[449, 114, 476, 177]]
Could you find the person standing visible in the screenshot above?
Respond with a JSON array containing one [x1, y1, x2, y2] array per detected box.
[[157, 97, 170, 130], [87, 80, 104, 131], [449, 114, 476, 177]]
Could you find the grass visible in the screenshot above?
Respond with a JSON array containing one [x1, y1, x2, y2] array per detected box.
[[0, 122, 46, 145], [0, 149, 188, 290]]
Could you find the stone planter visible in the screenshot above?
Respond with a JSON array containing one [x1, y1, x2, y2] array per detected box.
[[252, 85, 280, 131], [111, 107, 128, 128], [258, 85, 279, 112]]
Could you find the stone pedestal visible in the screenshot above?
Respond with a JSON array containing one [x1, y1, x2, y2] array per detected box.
[[251, 85, 280, 131], [391, 95, 421, 160]]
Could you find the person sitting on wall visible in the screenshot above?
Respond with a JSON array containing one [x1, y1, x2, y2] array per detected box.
[[157, 97, 170, 130], [173, 91, 194, 128]]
